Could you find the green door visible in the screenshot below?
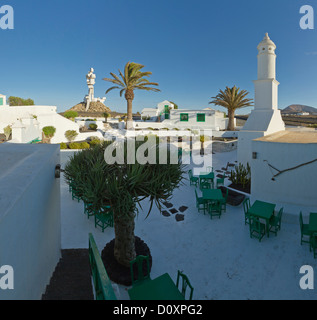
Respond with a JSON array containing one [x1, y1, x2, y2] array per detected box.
[[0, 98, 3, 106]]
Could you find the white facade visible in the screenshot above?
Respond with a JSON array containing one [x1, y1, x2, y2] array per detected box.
[[251, 131, 317, 214], [238, 33, 285, 165], [141, 108, 159, 120], [0, 104, 80, 143], [0, 93, 7, 106], [139, 102, 230, 130], [0, 144, 61, 299]]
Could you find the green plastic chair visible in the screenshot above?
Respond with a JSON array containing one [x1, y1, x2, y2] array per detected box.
[[269, 207, 283, 236], [176, 270, 194, 300], [249, 216, 266, 242], [310, 233, 317, 259], [200, 181, 211, 190], [94, 206, 114, 232], [208, 200, 222, 219], [219, 188, 228, 213], [216, 177, 225, 188], [299, 211, 311, 245], [195, 189, 207, 214], [188, 170, 199, 187], [243, 198, 251, 225], [130, 255, 151, 287]]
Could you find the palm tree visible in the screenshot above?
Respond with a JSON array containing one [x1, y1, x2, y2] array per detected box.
[[103, 62, 160, 130], [209, 86, 253, 131]]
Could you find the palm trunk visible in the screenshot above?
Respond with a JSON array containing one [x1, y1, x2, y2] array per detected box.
[[126, 97, 134, 130], [113, 211, 136, 267], [227, 109, 235, 131]]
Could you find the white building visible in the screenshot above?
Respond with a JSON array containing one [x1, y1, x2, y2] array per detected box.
[[0, 95, 81, 143], [141, 100, 175, 121], [237, 33, 317, 214], [140, 101, 230, 130], [238, 33, 285, 165], [0, 93, 7, 106]]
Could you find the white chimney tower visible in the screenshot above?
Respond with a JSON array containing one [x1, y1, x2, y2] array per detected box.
[[237, 33, 285, 165]]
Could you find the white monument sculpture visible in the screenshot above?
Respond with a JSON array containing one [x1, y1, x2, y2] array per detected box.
[[238, 33, 285, 165], [84, 68, 106, 111]]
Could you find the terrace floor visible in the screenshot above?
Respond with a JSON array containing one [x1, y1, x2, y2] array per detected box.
[[60, 149, 317, 300]]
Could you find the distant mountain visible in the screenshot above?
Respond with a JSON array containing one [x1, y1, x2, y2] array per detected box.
[[282, 104, 317, 115]]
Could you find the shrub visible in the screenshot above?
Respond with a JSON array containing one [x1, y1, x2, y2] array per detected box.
[[89, 139, 101, 147], [229, 163, 251, 189], [64, 111, 78, 120], [3, 125, 12, 140], [69, 142, 81, 149], [65, 130, 78, 142], [60, 142, 68, 149], [89, 123, 98, 130], [79, 142, 90, 149], [42, 126, 56, 138]]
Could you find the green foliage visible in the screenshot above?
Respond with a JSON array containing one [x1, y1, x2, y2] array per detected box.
[[64, 141, 186, 219], [229, 162, 251, 189], [60, 142, 68, 149], [8, 96, 34, 106], [89, 123, 98, 130], [64, 111, 78, 119], [89, 139, 101, 147], [79, 142, 90, 149], [65, 130, 78, 142], [3, 125, 12, 140], [42, 126, 56, 138], [69, 142, 81, 149], [103, 112, 111, 122]]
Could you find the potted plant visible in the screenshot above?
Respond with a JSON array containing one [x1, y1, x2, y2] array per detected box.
[[42, 126, 56, 144], [64, 141, 185, 285]]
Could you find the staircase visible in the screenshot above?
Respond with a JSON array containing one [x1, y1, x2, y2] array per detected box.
[[42, 249, 94, 300]]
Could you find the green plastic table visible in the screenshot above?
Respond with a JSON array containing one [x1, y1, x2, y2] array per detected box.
[[199, 172, 214, 188], [308, 212, 317, 233], [128, 273, 185, 300], [202, 189, 224, 201], [248, 200, 276, 237]]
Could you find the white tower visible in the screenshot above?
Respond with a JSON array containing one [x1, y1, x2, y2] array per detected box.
[[237, 33, 285, 165]]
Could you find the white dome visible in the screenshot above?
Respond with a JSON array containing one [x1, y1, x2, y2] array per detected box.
[[257, 33, 276, 52]]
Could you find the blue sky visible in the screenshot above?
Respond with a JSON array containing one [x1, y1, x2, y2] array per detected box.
[[1, 0, 317, 114]]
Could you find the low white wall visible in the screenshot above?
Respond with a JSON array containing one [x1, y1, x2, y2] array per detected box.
[[11, 118, 42, 143], [0, 144, 61, 300], [0, 106, 57, 132], [38, 113, 80, 144], [251, 139, 317, 214]]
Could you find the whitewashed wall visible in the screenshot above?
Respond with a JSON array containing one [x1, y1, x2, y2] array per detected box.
[[251, 139, 317, 214], [0, 144, 61, 300], [0, 106, 80, 144], [11, 118, 41, 143]]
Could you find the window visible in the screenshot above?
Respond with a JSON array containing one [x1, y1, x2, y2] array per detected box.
[[197, 113, 205, 122], [180, 113, 189, 122]]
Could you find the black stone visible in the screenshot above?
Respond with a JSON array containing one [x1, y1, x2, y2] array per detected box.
[[162, 210, 171, 217], [169, 208, 178, 214], [175, 214, 185, 222], [101, 236, 152, 286], [163, 202, 173, 208], [178, 206, 188, 213]]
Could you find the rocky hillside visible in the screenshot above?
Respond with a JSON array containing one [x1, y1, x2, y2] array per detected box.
[[282, 105, 317, 115], [68, 101, 111, 113]]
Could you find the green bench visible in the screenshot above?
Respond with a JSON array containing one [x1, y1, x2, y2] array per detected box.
[[88, 233, 117, 300]]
